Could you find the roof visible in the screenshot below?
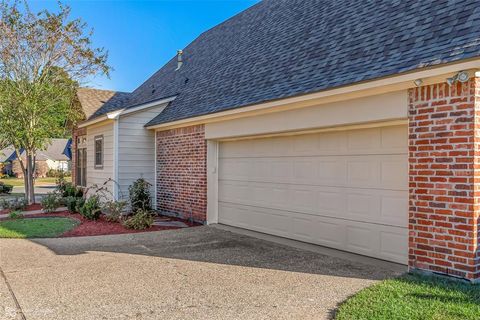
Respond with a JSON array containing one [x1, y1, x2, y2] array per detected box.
[[120, 0, 480, 127], [36, 139, 71, 161], [0, 146, 16, 163], [6, 139, 70, 162], [76, 88, 130, 120]]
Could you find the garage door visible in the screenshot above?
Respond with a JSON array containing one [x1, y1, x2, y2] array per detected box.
[[217, 125, 408, 264]]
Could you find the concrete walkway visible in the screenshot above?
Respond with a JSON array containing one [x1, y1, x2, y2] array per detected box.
[[0, 226, 404, 320]]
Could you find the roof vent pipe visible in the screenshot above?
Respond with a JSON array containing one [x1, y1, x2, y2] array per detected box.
[[176, 50, 183, 71]]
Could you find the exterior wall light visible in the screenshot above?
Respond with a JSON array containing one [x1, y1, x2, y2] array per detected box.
[[414, 79, 423, 87], [446, 70, 470, 86]]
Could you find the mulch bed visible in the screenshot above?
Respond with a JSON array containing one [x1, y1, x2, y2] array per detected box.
[[19, 210, 201, 238]]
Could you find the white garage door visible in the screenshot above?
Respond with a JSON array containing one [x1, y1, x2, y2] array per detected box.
[[217, 125, 408, 264]]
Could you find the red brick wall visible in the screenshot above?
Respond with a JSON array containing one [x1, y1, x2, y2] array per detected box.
[[409, 78, 480, 281], [71, 127, 86, 186], [155, 124, 207, 223]]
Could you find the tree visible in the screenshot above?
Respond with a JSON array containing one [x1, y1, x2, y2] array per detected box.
[[0, 0, 110, 204]]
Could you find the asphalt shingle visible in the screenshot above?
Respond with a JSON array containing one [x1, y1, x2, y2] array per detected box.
[[124, 0, 480, 126]]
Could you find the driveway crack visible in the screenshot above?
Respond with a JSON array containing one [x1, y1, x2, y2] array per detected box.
[[0, 266, 26, 320]]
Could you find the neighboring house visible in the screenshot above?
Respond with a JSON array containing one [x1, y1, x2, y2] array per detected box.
[[73, 0, 480, 282], [0, 146, 16, 176], [1, 139, 71, 178]]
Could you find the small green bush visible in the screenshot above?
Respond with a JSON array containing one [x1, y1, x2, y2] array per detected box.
[[56, 179, 83, 198], [41, 193, 61, 213], [65, 196, 78, 213], [75, 197, 85, 213], [123, 210, 154, 230], [128, 178, 152, 213], [79, 196, 101, 220], [8, 211, 22, 219], [0, 198, 27, 211], [102, 200, 127, 222], [0, 182, 13, 194]]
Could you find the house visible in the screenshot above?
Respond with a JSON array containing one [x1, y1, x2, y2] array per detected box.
[[1, 139, 71, 178], [73, 0, 480, 282], [0, 146, 16, 176]]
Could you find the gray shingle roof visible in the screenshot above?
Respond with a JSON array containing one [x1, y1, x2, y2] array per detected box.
[[127, 0, 480, 127], [1, 139, 70, 162]]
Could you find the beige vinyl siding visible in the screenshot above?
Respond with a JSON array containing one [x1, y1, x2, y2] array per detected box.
[[86, 122, 114, 197], [117, 105, 167, 199]]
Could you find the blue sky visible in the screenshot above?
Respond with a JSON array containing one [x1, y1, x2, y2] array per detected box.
[[30, 0, 259, 92]]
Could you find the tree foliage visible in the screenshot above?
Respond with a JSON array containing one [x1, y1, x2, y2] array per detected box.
[[0, 0, 111, 203]]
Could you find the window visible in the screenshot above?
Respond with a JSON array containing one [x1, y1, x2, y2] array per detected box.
[[76, 148, 87, 187], [94, 135, 104, 169]]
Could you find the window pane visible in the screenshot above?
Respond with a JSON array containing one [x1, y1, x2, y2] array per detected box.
[[94, 136, 103, 167]]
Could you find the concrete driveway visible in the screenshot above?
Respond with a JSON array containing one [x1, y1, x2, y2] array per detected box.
[[0, 226, 404, 320]]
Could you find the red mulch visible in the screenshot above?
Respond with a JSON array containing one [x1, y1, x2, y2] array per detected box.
[[0, 203, 42, 215], [18, 210, 200, 238]]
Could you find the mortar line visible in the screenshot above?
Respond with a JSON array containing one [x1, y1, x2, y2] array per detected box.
[[0, 266, 26, 320]]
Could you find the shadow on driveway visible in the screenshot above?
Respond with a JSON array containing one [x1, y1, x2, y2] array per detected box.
[[31, 226, 403, 280]]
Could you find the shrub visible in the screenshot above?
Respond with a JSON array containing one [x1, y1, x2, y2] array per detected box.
[[123, 210, 154, 230], [102, 200, 127, 222], [75, 197, 85, 213], [79, 196, 101, 220], [46, 169, 71, 178], [58, 182, 83, 198], [0, 182, 13, 194], [8, 210, 22, 219], [65, 196, 78, 213], [128, 178, 152, 213], [41, 193, 61, 213], [0, 198, 27, 211]]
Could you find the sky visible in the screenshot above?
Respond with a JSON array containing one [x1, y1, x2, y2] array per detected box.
[[29, 0, 259, 93]]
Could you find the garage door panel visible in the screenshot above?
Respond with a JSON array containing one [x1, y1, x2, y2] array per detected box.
[[218, 125, 407, 264], [218, 202, 407, 263], [219, 154, 406, 190], [220, 126, 407, 158], [219, 180, 407, 227]]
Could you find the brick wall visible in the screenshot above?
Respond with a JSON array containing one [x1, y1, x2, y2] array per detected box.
[[409, 77, 480, 281], [71, 127, 86, 186], [156, 124, 207, 223]]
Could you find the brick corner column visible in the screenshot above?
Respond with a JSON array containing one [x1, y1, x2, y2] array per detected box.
[[408, 76, 480, 282], [155, 124, 207, 223]]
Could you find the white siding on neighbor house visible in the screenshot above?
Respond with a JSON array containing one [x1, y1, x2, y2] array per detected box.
[[86, 121, 114, 197], [117, 104, 167, 200]]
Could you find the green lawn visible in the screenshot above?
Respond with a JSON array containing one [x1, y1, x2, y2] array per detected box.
[[0, 217, 79, 238], [336, 273, 480, 320], [0, 176, 71, 187]]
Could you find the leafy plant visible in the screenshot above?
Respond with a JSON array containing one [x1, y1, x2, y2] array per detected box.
[[123, 210, 154, 230], [65, 196, 78, 213], [41, 193, 61, 213], [8, 210, 22, 219], [75, 198, 86, 213], [56, 179, 83, 198], [0, 182, 13, 194], [79, 196, 101, 220], [128, 178, 152, 213], [102, 200, 127, 222], [0, 198, 27, 211]]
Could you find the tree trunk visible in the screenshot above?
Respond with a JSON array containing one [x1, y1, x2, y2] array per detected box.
[[14, 148, 29, 203], [25, 153, 35, 204]]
